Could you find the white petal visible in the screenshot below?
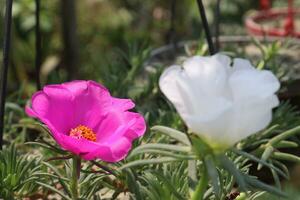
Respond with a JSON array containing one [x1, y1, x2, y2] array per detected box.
[[159, 63, 233, 126], [228, 96, 278, 143], [232, 58, 255, 71], [159, 65, 197, 118], [189, 94, 232, 121], [185, 109, 233, 145], [214, 54, 231, 67], [231, 110, 272, 144], [187, 95, 278, 145], [229, 68, 280, 101], [182, 55, 229, 96]]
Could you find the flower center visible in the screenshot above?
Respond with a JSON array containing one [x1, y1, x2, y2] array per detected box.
[[69, 125, 96, 142]]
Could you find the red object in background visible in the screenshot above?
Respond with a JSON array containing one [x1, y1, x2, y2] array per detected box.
[[260, 0, 271, 10], [284, 0, 295, 34], [246, 0, 299, 38]]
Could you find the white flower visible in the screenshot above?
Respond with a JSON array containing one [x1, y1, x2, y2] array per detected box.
[[159, 54, 280, 146]]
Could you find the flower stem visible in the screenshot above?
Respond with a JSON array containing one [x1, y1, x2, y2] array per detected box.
[[191, 166, 208, 200], [70, 156, 80, 200]]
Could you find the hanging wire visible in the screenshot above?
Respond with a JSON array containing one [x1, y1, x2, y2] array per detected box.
[[196, 0, 215, 55], [214, 0, 221, 52], [61, 0, 80, 80], [35, 0, 42, 90], [166, 0, 177, 47], [0, 0, 13, 149]]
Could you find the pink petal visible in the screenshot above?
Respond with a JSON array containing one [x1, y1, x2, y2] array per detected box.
[[95, 111, 125, 142], [26, 80, 146, 162], [92, 112, 145, 162], [58, 134, 101, 156], [26, 91, 49, 118], [63, 80, 111, 128], [27, 86, 75, 133], [95, 111, 146, 142], [62, 80, 89, 97], [123, 112, 146, 138], [83, 136, 132, 162], [112, 98, 135, 111]]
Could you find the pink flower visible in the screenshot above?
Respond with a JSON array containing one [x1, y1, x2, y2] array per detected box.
[[26, 80, 146, 162]]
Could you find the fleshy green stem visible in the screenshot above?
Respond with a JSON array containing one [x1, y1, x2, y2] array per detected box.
[[70, 156, 80, 200], [191, 166, 208, 200], [269, 125, 300, 145]]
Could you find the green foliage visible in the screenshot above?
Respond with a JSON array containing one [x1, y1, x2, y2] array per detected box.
[[99, 42, 151, 98], [37, 160, 109, 200], [0, 144, 42, 199], [123, 162, 188, 200]]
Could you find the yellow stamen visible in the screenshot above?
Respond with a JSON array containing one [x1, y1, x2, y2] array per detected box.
[[69, 125, 96, 142]]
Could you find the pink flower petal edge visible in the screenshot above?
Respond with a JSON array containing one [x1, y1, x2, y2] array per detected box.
[[26, 80, 146, 162]]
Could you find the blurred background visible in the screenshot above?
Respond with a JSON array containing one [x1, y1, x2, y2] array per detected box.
[[0, 0, 272, 93], [1, 0, 300, 92]]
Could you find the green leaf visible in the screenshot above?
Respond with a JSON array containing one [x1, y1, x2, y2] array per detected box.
[[130, 144, 191, 157], [270, 166, 281, 189], [258, 146, 274, 170], [0, 144, 42, 198], [261, 125, 279, 138], [269, 126, 300, 145], [272, 160, 290, 180], [42, 162, 71, 196], [248, 191, 267, 200], [125, 169, 143, 200], [26, 141, 67, 155], [150, 170, 186, 200], [204, 155, 220, 198], [272, 152, 300, 163], [244, 176, 287, 197], [151, 126, 190, 145], [219, 155, 247, 191], [19, 158, 39, 181], [140, 185, 157, 200], [274, 140, 298, 148], [5, 102, 24, 113], [36, 181, 72, 200], [42, 161, 65, 178], [232, 149, 288, 179], [34, 172, 69, 181], [128, 149, 195, 160], [119, 157, 179, 170]]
